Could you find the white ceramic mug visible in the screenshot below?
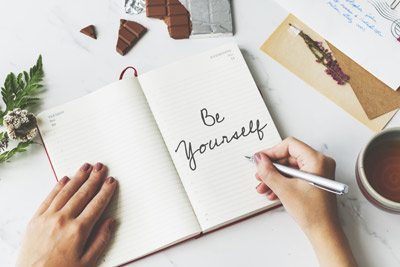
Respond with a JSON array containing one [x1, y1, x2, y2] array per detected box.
[[356, 127, 400, 213]]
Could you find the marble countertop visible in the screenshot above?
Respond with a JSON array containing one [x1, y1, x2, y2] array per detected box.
[[1, 0, 399, 266]]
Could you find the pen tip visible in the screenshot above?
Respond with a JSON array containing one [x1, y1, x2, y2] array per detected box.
[[245, 156, 255, 163]]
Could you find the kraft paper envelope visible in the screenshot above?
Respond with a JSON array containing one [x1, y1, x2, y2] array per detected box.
[[260, 14, 397, 132], [327, 43, 400, 119]]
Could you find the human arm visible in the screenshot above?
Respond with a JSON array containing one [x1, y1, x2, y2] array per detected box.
[[254, 137, 357, 267]]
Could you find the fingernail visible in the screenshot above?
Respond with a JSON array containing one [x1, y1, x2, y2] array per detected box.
[[254, 153, 261, 164], [94, 162, 103, 172], [256, 183, 262, 189], [109, 219, 116, 231], [106, 177, 115, 184], [80, 163, 90, 171], [59, 176, 70, 185]]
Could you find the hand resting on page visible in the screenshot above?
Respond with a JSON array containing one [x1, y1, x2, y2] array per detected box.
[[16, 163, 117, 267]]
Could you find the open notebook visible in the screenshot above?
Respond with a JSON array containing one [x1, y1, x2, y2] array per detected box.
[[37, 43, 282, 266]]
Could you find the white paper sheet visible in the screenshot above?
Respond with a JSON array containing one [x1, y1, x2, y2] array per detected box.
[[37, 78, 201, 266], [277, 0, 400, 90], [139, 43, 282, 231]]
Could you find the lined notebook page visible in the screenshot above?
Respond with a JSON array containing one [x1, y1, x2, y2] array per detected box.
[[37, 78, 201, 266], [139, 43, 282, 232]]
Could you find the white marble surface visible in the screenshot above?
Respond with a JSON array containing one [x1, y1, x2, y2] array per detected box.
[[0, 0, 399, 266]]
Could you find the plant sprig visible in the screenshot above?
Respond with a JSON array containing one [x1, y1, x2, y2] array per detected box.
[[289, 24, 349, 85], [1, 55, 43, 125], [0, 140, 33, 163], [0, 55, 44, 163]]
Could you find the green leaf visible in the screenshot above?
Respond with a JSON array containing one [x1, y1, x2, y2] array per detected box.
[[0, 55, 44, 125], [0, 140, 33, 163], [0, 55, 44, 162]]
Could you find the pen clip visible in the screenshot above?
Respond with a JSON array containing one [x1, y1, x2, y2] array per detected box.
[[309, 182, 344, 195]]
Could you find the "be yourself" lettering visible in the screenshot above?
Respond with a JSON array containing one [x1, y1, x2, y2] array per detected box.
[[175, 108, 268, 171]]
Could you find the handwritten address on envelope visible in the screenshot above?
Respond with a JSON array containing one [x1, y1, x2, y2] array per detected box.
[[327, 0, 384, 36]]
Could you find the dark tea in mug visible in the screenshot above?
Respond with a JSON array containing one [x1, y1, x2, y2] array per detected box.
[[364, 141, 400, 203], [356, 127, 400, 213]]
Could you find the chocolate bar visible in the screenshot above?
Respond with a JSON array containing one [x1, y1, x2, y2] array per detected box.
[[179, 0, 233, 38], [146, 0, 192, 39], [116, 19, 147, 56], [80, 25, 97, 39]]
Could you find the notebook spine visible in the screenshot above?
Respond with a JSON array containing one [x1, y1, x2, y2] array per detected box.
[[37, 126, 58, 181]]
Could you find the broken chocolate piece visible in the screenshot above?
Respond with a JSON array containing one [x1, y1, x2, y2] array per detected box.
[[146, 0, 192, 39], [116, 19, 147, 56], [178, 0, 233, 38], [80, 25, 97, 39]]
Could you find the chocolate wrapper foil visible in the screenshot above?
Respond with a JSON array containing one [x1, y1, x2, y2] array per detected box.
[[134, 0, 233, 37], [180, 0, 233, 38], [125, 0, 146, 15]]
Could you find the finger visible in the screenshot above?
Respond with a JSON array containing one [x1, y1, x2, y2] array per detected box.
[[254, 152, 290, 194], [49, 163, 92, 212], [64, 163, 107, 217], [275, 157, 299, 168], [255, 173, 262, 181], [267, 192, 278, 201], [256, 182, 270, 194], [288, 156, 299, 167], [266, 189, 273, 196], [275, 158, 289, 165], [78, 177, 117, 231], [262, 137, 318, 163], [35, 176, 70, 216], [81, 218, 115, 265]]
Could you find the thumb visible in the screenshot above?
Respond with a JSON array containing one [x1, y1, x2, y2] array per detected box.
[[254, 152, 288, 194]]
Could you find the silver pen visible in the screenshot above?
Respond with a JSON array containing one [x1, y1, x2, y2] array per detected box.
[[245, 156, 348, 195]]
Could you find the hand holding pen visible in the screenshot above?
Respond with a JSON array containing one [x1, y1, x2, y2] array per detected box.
[[252, 137, 343, 227], [245, 157, 348, 195], [254, 138, 357, 266], [251, 137, 357, 266]]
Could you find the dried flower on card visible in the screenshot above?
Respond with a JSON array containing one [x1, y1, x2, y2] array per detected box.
[[290, 24, 350, 85]]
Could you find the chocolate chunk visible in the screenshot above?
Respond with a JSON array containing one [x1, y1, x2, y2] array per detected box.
[[168, 25, 190, 39], [167, 4, 187, 15], [146, 0, 192, 39], [116, 19, 147, 56], [147, 5, 167, 17], [80, 25, 97, 39]]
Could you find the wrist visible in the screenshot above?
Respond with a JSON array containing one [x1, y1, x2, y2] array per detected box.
[[303, 216, 341, 241], [304, 219, 357, 267]]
